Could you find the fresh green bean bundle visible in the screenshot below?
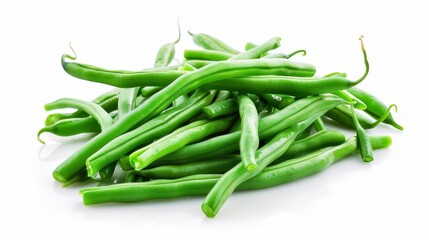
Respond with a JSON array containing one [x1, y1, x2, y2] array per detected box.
[[38, 25, 401, 218]]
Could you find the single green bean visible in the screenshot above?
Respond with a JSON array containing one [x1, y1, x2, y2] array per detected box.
[[141, 86, 162, 97], [237, 93, 259, 171], [140, 156, 240, 179], [350, 106, 373, 162], [202, 98, 238, 118], [118, 88, 139, 120], [260, 94, 295, 109], [38, 113, 119, 143], [173, 94, 189, 107], [45, 88, 119, 126], [214, 90, 231, 102], [184, 49, 233, 61], [313, 118, 326, 132], [154, 21, 181, 67], [188, 31, 240, 54], [229, 37, 281, 60], [44, 98, 114, 131]]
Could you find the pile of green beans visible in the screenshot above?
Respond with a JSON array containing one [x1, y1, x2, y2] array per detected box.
[[38, 25, 402, 218]]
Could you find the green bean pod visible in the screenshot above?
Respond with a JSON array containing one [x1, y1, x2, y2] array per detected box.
[[229, 37, 280, 60], [172, 94, 189, 107], [184, 49, 233, 61], [153, 22, 181, 67], [140, 156, 240, 179], [214, 90, 231, 102], [237, 94, 259, 171], [140, 86, 162, 97], [260, 94, 295, 109], [188, 31, 240, 54], [202, 98, 238, 118], [313, 118, 326, 132], [350, 106, 373, 162], [80, 135, 391, 206], [348, 87, 403, 130], [38, 116, 101, 143], [44, 98, 114, 131], [118, 88, 139, 120], [44, 88, 119, 126]]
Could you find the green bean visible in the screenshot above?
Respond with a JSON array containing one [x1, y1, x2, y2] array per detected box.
[[188, 31, 240, 54], [44, 98, 114, 131], [313, 118, 326, 132], [140, 156, 240, 179], [96, 161, 117, 182], [184, 49, 233, 61], [154, 21, 181, 67], [214, 90, 231, 102], [260, 94, 295, 109], [130, 116, 236, 170], [348, 87, 403, 130], [119, 156, 133, 171], [258, 105, 276, 118], [86, 90, 215, 177], [237, 94, 259, 171], [183, 60, 214, 69], [38, 112, 117, 143], [172, 94, 189, 107], [141, 86, 162, 97], [202, 98, 238, 118], [44, 88, 119, 126], [264, 49, 307, 59], [229, 37, 280, 60], [159, 96, 342, 162], [118, 88, 139, 120], [350, 106, 373, 162], [244, 42, 257, 51]]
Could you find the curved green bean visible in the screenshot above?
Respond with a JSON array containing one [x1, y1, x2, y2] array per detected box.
[[237, 94, 259, 171], [44, 98, 114, 131]]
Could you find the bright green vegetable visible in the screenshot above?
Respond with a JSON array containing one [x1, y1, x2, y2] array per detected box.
[[237, 93, 259, 171]]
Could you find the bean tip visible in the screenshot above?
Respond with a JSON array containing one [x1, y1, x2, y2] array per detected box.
[[201, 204, 215, 218]]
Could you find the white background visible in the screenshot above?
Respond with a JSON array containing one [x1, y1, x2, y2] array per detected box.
[[1, 0, 428, 239]]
